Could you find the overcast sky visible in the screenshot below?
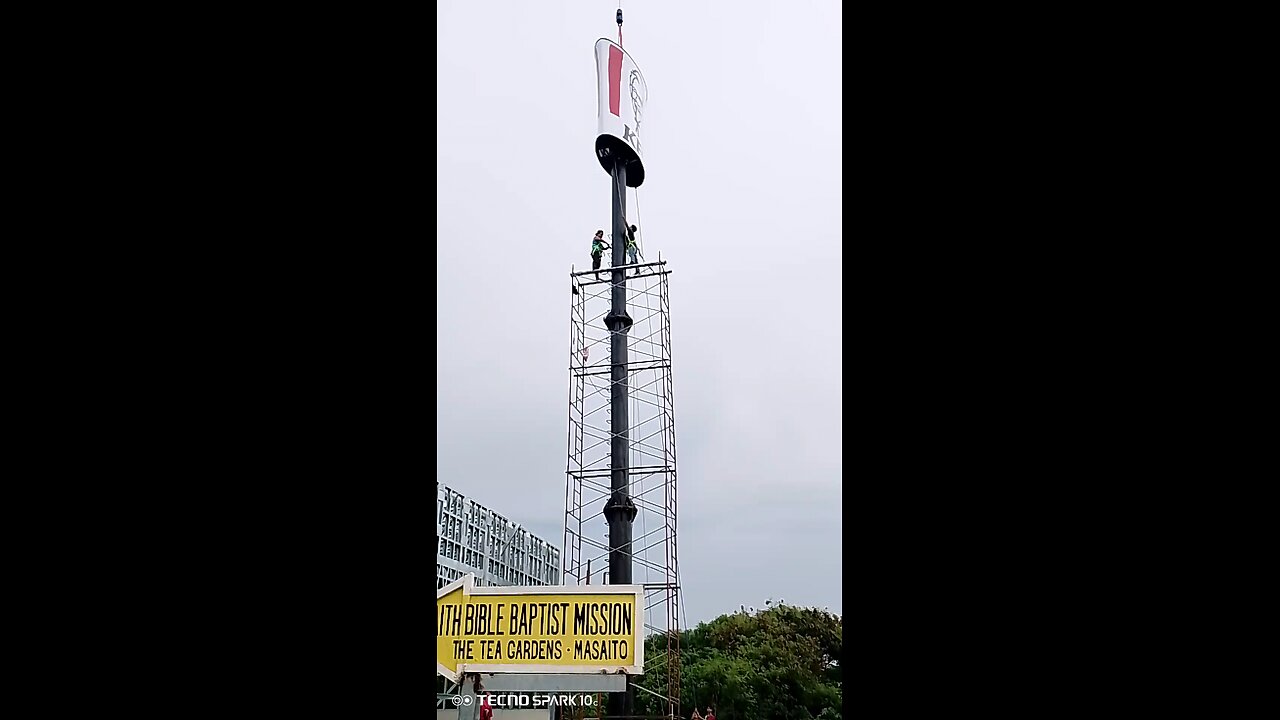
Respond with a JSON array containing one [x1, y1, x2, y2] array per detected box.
[[437, 0, 842, 626]]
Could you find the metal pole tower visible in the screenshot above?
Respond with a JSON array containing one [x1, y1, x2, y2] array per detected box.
[[571, 20, 676, 716], [564, 224, 681, 717], [603, 157, 636, 718]]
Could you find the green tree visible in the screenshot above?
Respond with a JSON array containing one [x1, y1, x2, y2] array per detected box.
[[635, 605, 841, 720]]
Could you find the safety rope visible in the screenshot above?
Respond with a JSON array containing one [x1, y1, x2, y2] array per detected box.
[[634, 185, 645, 260], [610, 172, 636, 271]]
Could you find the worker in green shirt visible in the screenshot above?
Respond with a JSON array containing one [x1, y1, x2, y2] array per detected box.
[[625, 224, 641, 274], [591, 230, 610, 278]]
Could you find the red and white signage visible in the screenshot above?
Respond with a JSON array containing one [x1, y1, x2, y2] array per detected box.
[[594, 38, 648, 186]]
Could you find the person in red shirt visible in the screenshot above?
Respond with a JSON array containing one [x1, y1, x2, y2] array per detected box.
[[478, 694, 493, 720], [704, 707, 715, 720]]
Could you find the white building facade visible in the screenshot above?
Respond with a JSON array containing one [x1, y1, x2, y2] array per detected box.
[[436, 483, 560, 589]]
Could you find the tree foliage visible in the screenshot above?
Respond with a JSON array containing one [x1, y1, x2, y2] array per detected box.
[[435, 603, 841, 720], [635, 604, 842, 720]]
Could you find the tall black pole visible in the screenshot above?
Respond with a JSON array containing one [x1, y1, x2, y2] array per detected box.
[[603, 156, 636, 718]]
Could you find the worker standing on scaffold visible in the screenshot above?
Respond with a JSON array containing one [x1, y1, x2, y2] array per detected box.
[[591, 229, 610, 278]]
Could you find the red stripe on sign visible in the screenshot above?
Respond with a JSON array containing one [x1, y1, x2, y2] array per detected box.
[[608, 45, 623, 116]]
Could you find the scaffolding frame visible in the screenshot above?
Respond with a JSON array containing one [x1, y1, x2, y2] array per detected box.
[[564, 257, 681, 719]]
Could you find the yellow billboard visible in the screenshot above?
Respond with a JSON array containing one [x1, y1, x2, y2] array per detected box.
[[436, 573, 644, 681]]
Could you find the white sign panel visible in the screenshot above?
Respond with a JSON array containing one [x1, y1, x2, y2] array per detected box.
[[594, 38, 648, 186]]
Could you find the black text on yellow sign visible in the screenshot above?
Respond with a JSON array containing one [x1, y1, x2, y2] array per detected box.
[[437, 595, 637, 665]]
